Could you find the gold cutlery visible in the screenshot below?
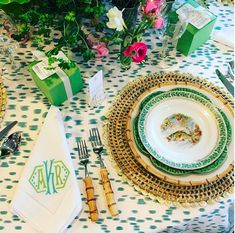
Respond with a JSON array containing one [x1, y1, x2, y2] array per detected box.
[[89, 128, 118, 217], [77, 140, 99, 222]]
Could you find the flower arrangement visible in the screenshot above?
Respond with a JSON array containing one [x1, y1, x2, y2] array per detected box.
[[100, 0, 165, 68], [0, 0, 166, 69]]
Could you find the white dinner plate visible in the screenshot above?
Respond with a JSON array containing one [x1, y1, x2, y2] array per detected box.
[[138, 91, 227, 170]]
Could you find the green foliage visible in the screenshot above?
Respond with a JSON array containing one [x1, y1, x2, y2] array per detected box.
[[64, 11, 76, 22], [1, 0, 104, 66], [82, 49, 96, 61], [0, 0, 29, 4], [1, 0, 156, 67]]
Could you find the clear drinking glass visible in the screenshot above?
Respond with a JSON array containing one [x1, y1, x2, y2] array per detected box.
[[0, 35, 19, 78], [156, 18, 188, 69], [0, 10, 20, 78], [151, 0, 188, 70]]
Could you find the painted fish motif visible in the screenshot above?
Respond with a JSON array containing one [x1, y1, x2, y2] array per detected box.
[[167, 126, 202, 145], [167, 131, 192, 143], [162, 113, 202, 145]]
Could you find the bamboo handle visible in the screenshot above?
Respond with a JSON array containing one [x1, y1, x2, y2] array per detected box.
[[83, 176, 99, 222], [100, 167, 118, 216]]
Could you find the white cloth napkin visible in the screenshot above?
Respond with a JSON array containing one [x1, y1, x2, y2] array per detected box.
[[11, 106, 82, 233], [212, 28, 234, 48]]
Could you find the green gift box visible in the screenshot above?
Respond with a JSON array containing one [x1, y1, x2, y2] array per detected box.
[[171, 0, 217, 56], [29, 58, 83, 106]]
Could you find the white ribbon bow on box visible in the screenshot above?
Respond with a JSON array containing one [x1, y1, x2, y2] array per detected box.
[[31, 50, 73, 99]]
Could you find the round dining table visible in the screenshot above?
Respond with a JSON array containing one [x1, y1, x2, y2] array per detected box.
[[0, 1, 234, 232]]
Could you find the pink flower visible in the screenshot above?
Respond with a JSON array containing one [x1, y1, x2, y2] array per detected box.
[[143, 0, 159, 14], [123, 42, 148, 63], [154, 16, 164, 29], [94, 43, 109, 58]]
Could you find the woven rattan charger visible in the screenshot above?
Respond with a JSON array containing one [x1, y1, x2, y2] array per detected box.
[[104, 72, 234, 205]]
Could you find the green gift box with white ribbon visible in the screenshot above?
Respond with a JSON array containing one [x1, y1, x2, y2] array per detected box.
[[172, 0, 217, 56], [29, 52, 83, 106]]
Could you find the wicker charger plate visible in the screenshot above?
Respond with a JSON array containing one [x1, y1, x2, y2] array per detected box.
[[104, 72, 234, 205]]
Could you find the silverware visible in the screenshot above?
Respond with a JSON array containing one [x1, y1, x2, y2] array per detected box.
[[76, 139, 99, 222], [0, 131, 21, 158], [216, 69, 234, 97], [89, 128, 118, 217], [228, 61, 234, 79], [0, 121, 18, 141]]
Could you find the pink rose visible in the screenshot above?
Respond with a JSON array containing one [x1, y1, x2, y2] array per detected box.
[[154, 16, 164, 29], [94, 43, 109, 58], [143, 0, 159, 14], [123, 42, 148, 63]]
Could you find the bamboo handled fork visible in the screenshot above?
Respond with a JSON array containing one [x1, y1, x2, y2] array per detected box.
[[89, 128, 118, 217], [77, 140, 99, 222]]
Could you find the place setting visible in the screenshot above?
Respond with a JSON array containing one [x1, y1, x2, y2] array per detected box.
[[2, 104, 119, 233], [0, 0, 234, 232], [105, 72, 234, 205]]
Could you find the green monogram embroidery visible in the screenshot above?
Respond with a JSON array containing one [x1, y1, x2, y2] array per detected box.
[[29, 160, 70, 194]]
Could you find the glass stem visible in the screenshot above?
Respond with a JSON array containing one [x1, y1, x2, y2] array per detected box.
[[160, 35, 169, 58]]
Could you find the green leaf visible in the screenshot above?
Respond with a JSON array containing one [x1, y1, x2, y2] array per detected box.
[[65, 11, 76, 22], [82, 49, 95, 62], [48, 56, 57, 65], [83, 0, 92, 4], [0, 0, 30, 4]]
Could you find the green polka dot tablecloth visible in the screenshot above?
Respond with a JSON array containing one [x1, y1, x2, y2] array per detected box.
[[0, 1, 234, 233]]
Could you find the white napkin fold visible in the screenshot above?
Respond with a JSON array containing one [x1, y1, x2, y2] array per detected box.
[[212, 28, 234, 48], [11, 106, 82, 233]]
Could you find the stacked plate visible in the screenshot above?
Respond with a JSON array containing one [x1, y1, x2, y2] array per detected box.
[[106, 72, 234, 204], [128, 86, 233, 186]]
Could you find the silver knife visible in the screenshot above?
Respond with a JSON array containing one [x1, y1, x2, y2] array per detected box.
[[216, 69, 234, 97], [0, 121, 18, 141], [228, 61, 234, 79]]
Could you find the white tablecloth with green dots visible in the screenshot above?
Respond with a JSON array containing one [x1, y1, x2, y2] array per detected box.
[[0, 1, 234, 233]]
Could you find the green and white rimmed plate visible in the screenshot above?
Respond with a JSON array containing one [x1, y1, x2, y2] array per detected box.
[[132, 87, 232, 176], [131, 87, 232, 176], [138, 91, 227, 170]]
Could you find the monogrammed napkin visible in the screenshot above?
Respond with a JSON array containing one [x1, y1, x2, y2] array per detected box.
[[11, 106, 82, 233]]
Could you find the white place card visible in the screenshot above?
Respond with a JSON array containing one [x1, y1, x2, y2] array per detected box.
[[89, 70, 105, 107]]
